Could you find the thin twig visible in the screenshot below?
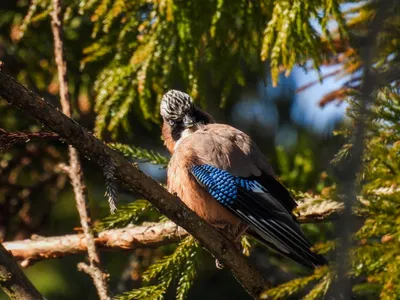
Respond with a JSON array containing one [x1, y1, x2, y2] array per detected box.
[[0, 128, 58, 151], [50, 1, 110, 299], [0, 242, 44, 299]]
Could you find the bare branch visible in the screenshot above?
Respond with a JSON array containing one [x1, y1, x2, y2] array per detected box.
[[50, 0, 110, 298], [4, 222, 187, 263], [0, 128, 58, 151], [0, 242, 44, 299]]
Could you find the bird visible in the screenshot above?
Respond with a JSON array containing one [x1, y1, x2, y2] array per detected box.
[[160, 89, 327, 269]]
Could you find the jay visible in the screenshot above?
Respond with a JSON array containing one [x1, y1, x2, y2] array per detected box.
[[160, 90, 327, 269]]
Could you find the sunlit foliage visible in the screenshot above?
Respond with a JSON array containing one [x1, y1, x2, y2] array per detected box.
[[17, 0, 348, 137]]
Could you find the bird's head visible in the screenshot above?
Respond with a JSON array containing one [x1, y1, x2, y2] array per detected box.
[[160, 89, 214, 153]]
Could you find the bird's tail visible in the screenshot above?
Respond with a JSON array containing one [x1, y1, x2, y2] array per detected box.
[[246, 228, 328, 269]]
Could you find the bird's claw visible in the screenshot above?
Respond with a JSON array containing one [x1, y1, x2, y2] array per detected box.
[[215, 259, 225, 269]]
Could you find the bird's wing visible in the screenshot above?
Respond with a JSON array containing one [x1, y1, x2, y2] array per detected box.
[[197, 124, 298, 211], [191, 164, 327, 268]]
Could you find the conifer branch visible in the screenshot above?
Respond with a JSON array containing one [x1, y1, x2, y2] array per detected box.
[[104, 160, 118, 214], [118, 236, 201, 300], [95, 200, 155, 231], [109, 143, 169, 167], [295, 197, 345, 222], [50, 0, 111, 298], [333, 1, 395, 297]]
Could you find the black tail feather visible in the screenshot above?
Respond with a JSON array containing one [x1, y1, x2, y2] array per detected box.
[[246, 228, 328, 269]]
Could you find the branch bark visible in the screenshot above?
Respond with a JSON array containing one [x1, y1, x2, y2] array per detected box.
[[0, 128, 58, 151], [0, 71, 269, 298], [0, 242, 43, 299], [50, 1, 110, 299], [4, 222, 187, 263]]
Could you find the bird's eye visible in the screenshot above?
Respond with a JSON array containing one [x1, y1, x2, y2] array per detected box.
[[168, 119, 175, 126]]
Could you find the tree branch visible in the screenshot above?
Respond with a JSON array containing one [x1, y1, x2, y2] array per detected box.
[[50, 1, 110, 299], [0, 128, 58, 151], [2, 199, 347, 264], [0, 70, 269, 298], [0, 242, 43, 299], [3, 222, 187, 263], [295, 198, 345, 223]]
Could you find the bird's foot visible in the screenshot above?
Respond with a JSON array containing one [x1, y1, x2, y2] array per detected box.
[[215, 259, 225, 269], [212, 224, 249, 269], [214, 242, 244, 269]]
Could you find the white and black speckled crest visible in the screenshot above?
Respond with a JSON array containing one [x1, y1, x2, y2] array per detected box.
[[160, 90, 194, 120]]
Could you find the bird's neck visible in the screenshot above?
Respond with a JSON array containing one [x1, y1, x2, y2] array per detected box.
[[162, 122, 176, 153], [162, 122, 206, 154], [173, 127, 198, 151]]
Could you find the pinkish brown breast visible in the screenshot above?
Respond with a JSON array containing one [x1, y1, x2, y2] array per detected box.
[[167, 149, 241, 229]]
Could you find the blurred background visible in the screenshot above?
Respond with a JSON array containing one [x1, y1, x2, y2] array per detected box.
[[1, 0, 397, 299]]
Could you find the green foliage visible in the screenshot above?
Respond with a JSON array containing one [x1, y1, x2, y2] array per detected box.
[[116, 283, 166, 300], [95, 200, 155, 231], [346, 87, 400, 299], [13, 0, 346, 137], [311, 240, 336, 255], [109, 143, 169, 167], [262, 0, 400, 296], [85, 0, 347, 136], [96, 143, 168, 230], [263, 86, 400, 299], [261, 0, 347, 85], [273, 87, 400, 299], [275, 138, 333, 193], [116, 236, 201, 300], [261, 266, 330, 299], [302, 268, 333, 300], [272, 93, 400, 297], [241, 235, 252, 257], [276, 145, 316, 189]]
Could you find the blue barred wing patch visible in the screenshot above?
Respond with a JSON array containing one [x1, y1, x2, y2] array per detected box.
[[191, 164, 328, 269], [191, 165, 265, 205]]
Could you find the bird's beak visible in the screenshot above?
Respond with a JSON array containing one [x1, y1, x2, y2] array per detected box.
[[183, 115, 195, 128]]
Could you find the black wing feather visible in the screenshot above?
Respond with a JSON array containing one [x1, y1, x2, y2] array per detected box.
[[249, 172, 298, 212], [226, 186, 327, 268], [190, 164, 327, 268]]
